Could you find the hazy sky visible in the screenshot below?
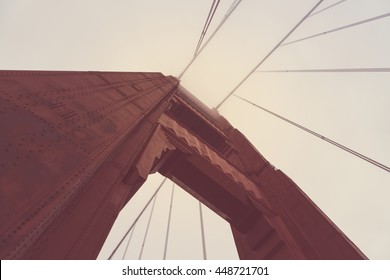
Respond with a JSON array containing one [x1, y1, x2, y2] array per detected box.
[[1, 0, 389, 259]]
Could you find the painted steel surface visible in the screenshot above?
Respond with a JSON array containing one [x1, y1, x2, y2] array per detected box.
[[0, 71, 366, 259]]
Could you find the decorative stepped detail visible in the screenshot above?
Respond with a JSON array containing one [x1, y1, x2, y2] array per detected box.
[[160, 115, 264, 200]]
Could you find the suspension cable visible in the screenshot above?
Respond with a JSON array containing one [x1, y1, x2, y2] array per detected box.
[[308, 0, 347, 18], [138, 192, 159, 260], [227, 0, 240, 15], [233, 94, 390, 173], [199, 202, 207, 260], [178, 0, 243, 79], [256, 67, 390, 73], [215, 0, 324, 110], [107, 177, 167, 260], [163, 182, 175, 260], [121, 224, 136, 259], [194, 0, 221, 56], [281, 12, 390, 47]]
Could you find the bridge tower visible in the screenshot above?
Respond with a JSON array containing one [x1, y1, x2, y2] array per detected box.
[[0, 70, 366, 259]]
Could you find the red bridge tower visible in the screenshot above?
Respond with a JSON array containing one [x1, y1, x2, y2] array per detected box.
[[0, 70, 366, 259]]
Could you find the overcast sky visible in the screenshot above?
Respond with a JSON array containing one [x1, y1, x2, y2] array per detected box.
[[1, 0, 389, 259]]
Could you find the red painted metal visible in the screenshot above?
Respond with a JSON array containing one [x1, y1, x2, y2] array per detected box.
[[0, 70, 366, 259]]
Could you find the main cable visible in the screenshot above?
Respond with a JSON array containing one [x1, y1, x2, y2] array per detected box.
[[215, 0, 325, 110], [194, 0, 221, 56], [107, 177, 167, 260], [281, 12, 390, 47], [178, 0, 243, 79], [233, 94, 390, 173]]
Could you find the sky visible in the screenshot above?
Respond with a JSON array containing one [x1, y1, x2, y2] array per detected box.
[[0, 0, 389, 259]]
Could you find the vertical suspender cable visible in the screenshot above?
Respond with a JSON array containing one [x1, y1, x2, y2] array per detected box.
[[199, 202, 207, 260], [308, 0, 347, 18], [163, 183, 175, 260], [138, 193, 159, 260], [108, 177, 167, 260], [122, 224, 136, 259], [256, 68, 390, 73], [234, 94, 390, 173], [215, 0, 324, 109], [281, 12, 390, 47]]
